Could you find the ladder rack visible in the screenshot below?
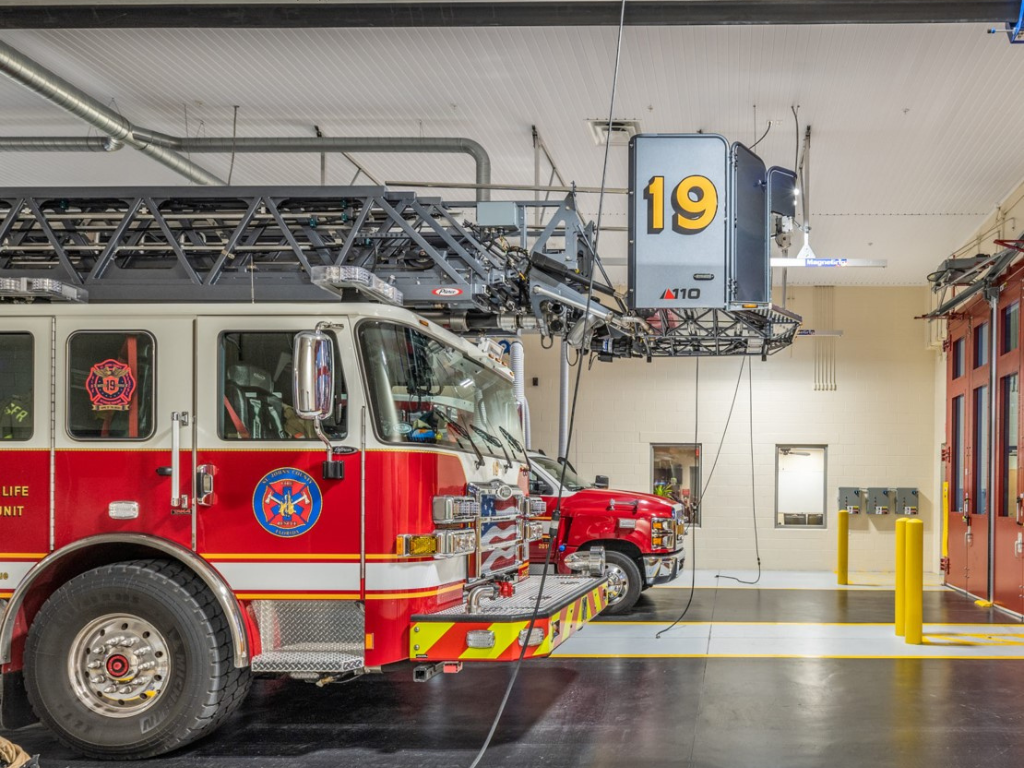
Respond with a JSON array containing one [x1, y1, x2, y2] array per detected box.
[[0, 185, 800, 358]]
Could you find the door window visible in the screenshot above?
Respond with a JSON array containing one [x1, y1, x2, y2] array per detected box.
[[952, 395, 965, 513], [1001, 374, 1018, 517], [0, 333, 33, 441], [952, 337, 965, 379], [219, 332, 347, 440], [651, 443, 701, 525], [67, 332, 154, 440], [975, 323, 989, 368], [975, 385, 990, 515], [775, 445, 827, 528], [1003, 303, 1020, 354]]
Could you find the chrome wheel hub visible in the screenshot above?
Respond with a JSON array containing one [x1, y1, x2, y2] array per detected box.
[[605, 563, 629, 604], [68, 613, 170, 718]]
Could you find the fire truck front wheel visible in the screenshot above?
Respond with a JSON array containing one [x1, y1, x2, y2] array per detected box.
[[601, 551, 643, 616], [23, 558, 252, 759]]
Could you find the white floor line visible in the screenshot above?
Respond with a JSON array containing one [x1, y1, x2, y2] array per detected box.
[[553, 621, 1024, 660], [652, 569, 946, 591]]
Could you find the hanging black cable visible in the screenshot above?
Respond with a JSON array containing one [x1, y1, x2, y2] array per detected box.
[[657, 357, 746, 639], [467, 1, 627, 764], [715, 357, 762, 585]]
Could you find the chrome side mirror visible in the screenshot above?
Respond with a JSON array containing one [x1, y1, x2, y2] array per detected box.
[[293, 331, 334, 420]]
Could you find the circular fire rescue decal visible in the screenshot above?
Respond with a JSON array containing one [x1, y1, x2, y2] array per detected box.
[[85, 359, 136, 412], [252, 467, 323, 538]]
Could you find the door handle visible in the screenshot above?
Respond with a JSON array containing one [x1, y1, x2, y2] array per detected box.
[[1017, 494, 1023, 526], [1016, 532, 1023, 558], [171, 411, 190, 510], [196, 464, 216, 507]]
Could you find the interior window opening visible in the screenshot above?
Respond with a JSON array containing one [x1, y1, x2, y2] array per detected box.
[[952, 395, 965, 513], [651, 443, 702, 525], [775, 445, 827, 528], [975, 385, 990, 515], [1001, 374, 1018, 517], [219, 331, 347, 441]]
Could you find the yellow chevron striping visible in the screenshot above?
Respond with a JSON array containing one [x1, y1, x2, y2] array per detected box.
[[410, 621, 455, 656]]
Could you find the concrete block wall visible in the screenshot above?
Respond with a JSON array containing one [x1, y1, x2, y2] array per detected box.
[[523, 285, 942, 573]]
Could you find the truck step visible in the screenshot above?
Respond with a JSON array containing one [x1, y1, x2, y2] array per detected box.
[[251, 644, 364, 674]]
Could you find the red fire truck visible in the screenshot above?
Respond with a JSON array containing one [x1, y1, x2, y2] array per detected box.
[[0, 300, 608, 758], [0, 181, 799, 758], [527, 453, 686, 614]]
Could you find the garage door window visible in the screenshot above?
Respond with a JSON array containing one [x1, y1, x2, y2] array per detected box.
[[775, 445, 827, 528], [68, 331, 154, 440], [0, 333, 33, 441]]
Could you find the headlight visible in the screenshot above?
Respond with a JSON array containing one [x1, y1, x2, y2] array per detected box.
[[433, 495, 481, 523], [651, 518, 675, 550], [526, 520, 545, 541], [397, 529, 476, 558]]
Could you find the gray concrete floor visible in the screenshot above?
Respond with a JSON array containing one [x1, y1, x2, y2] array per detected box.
[[4, 587, 1023, 767]]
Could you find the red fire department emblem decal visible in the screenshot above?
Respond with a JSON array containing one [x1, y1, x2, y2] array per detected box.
[[85, 359, 137, 412], [253, 467, 323, 538]]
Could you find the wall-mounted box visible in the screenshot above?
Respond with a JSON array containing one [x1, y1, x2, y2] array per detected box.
[[838, 487, 864, 514], [894, 487, 919, 515], [476, 201, 524, 231], [866, 487, 893, 515]]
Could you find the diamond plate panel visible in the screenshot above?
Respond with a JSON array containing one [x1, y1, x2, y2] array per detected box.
[[251, 600, 365, 673]]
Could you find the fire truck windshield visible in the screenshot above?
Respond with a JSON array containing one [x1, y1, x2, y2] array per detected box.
[[358, 321, 525, 459]]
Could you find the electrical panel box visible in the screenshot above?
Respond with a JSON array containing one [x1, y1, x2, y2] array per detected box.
[[476, 201, 523, 231], [866, 487, 893, 515], [894, 487, 919, 515], [838, 487, 864, 514]]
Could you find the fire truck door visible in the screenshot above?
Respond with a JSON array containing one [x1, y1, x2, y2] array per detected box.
[[193, 317, 363, 600], [53, 317, 195, 549], [0, 317, 53, 598]]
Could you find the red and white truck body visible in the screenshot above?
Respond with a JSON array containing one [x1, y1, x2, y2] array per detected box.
[[0, 301, 607, 756]]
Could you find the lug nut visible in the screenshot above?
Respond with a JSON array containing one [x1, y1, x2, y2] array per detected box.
[[91, 646, 105, 654], [103, 685, 117, 694], [87, 660, 102, 669], [118, 685, 133, 694], [90, 675, 106, 684], [136, 661, 156, 671], [133, 646, 152, 656]]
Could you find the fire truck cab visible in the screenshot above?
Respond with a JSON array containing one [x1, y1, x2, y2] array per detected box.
[[0, 301, 608, 758], [527, 453, 686, 614]]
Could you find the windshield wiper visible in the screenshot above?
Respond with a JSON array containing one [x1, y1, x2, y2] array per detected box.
[[438, 414, 485, 469], [472, 425, 512, 470], [498, 426, 528, 464]]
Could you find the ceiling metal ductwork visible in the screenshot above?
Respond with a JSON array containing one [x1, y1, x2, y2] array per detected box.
[[0, 39, 223, 184], [0, 40, 493, 199]]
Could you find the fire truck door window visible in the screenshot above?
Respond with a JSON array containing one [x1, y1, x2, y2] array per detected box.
[[0, 333, 33, 441], [67, 332, 155, 440], [529, 470, 553, 496], [218, 332, 347, 441], [357, 321, 525, 457]]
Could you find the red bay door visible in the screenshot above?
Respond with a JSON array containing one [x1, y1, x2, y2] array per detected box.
[[946, 317, 972, 593], [993, 285, 1024, 615]]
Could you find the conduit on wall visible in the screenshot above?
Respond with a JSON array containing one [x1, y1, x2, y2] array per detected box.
[[814, 286, 837, 391]]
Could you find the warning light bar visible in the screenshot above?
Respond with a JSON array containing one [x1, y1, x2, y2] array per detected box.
[[0, 277, 88, 302], [310, 266, 404, 306]]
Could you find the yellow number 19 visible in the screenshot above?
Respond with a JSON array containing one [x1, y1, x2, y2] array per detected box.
[[644, 174, 718, 235]]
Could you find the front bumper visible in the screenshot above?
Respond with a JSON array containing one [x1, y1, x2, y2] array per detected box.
[[409, 574, 608, 662], [643, 548, 686, 586]]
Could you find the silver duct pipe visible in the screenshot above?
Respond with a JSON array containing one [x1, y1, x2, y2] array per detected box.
[[509, 339, 531, 450], [0, 39, 223, 185], [0, 136, 123, 152], [134, 133, 492, 201], [558, 341, 570, 458]]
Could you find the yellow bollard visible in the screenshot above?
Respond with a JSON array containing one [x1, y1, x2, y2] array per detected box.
[[836, 510, 850, 585], [895, 517, 908, 637], [904, 518, 924, 645]]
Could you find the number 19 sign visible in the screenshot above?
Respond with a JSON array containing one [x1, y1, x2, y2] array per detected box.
[[627, 134, 730, 310]]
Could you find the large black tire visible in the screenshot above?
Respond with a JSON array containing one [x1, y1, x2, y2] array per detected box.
[[24, 559, 251, 759], [601, 550, 643, 616]]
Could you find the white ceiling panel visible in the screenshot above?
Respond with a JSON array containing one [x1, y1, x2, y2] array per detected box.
[[1, 23, 1023, 285]]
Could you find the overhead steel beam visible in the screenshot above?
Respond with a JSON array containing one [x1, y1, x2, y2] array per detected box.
[[0, 1, 1016, 28]]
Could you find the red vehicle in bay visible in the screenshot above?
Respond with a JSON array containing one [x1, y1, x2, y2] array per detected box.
[[527, 453, 687, 614]]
